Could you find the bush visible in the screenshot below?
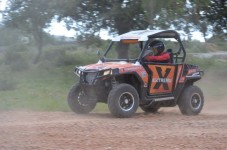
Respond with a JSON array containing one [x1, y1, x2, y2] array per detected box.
[[0, 66, 16, 91], [42, 44, 99, 67], [185, 54, 227, 72], [183, 41, 209, 53], [3, 44, 30, 71], [0, 79, 16, 91], [42, 45, 77, 66]]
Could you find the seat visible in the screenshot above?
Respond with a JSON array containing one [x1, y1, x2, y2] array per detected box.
[[166, 48, 173, 63]]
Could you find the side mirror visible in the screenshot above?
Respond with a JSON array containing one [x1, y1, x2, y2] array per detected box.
[[96, 50, 104, 63], [96, 50, 101, 57], [97, 50, 104, 58]]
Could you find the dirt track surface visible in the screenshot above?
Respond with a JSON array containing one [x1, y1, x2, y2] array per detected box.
[[1, 106, 227, 150]]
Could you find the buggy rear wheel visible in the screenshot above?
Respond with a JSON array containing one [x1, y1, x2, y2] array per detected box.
[[178, 85, 204, 115]]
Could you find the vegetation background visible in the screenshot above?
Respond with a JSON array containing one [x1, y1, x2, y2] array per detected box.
[[0, 0, 226, 112]]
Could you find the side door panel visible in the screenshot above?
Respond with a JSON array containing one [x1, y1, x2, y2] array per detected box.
[[147, 64, 176, 95]]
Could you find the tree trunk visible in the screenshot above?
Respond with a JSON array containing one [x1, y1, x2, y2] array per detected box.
[[33, 43, 43, 64], [117, 43, 129, 59], [202, 32, 207, 42], [33, 31, 43, 64], [115, 20, 131, 59]]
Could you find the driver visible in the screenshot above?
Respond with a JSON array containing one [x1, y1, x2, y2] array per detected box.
[[145, 40, 170, 63]]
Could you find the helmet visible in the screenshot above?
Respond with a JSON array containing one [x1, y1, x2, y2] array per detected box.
[[149, 40, 165, 55]]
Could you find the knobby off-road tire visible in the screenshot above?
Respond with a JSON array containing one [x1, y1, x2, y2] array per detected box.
[[178, 85, 204, 115], [108, 84, 139, 118], [67, 84, 96, 114], [140, 106, 160, 113]]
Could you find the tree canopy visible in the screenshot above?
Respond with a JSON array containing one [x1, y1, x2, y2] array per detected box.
[[2, 0, 57, 63], [56, 0, 226, 40], [2, 0, 226, 47]]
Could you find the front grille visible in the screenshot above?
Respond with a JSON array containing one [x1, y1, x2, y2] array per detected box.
[[85, 72, 97, 84], [81, 70, 98, 84]]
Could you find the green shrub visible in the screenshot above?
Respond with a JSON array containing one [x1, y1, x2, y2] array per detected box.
[[0, 79, 16, 91], [42, 45, 77, 66], [186, 55, 216, 70], [42, 44, 99, 67], [183, 41, 209, 53], [186, 54, 227, 72], [0, 53, 4, 65], [0, 66, 16, 91], [3, 44, 30, 71]]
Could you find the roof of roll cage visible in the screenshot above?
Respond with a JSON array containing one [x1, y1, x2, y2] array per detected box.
[[112, 30, 180, 41]]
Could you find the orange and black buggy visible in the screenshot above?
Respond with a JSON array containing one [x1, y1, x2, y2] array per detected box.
[[67, 30, 204, 118]]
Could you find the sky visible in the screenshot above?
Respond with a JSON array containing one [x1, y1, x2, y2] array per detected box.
[[0, 0, 112, 40], [0, 0, 205, 42], [0, 0, 6, 12], [45, 20, 77, 38], [46, 20, 205, 41], [0, 0, 6, 20], [46, 20, 111, 40]]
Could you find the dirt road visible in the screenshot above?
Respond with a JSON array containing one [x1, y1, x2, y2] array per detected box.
[[1, 100, 227, 150]]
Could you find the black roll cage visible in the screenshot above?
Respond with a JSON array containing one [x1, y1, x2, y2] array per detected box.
[[101, 30, 186, 63]]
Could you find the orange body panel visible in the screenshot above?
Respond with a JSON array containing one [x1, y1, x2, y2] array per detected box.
[[148, 65, 176, 94], [84, 62, 148, 84], [175, 65, 183, 85]]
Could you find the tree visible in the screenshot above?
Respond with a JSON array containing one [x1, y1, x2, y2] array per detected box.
[[146, 0, 196, 39], [2, 0, 57, 63], [57, 0, 149, 58], [202, 0, 227, 39], [142, 0, 185, 29], [187, 0, 226, 41], [145, 0, 226, 41], [0, 27, 22, 46]]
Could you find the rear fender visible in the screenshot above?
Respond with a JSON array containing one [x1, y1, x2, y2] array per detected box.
[[180, 64, 203, 83], [174, 64, 203, 103]]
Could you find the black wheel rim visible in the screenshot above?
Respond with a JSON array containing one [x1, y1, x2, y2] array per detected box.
[[77, 91, 88, 106], [118, 92, 134, 111], [191, 93, 201, 109]]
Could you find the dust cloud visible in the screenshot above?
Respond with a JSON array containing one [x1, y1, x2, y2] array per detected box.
[[196, 65, 227, 115]]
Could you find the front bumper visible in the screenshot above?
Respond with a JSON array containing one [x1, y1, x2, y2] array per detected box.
[[75, 67, 118, 85], [75, 67, 114, 102]]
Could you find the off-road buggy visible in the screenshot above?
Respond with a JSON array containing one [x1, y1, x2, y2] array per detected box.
[[67, 30, 204, 118]]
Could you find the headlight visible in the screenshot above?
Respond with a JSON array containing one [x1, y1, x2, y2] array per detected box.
[[103, 70, 112, 76], [74, 66, 85, 77], [75, 68, 81, 77], [102, 69, 119, 76]]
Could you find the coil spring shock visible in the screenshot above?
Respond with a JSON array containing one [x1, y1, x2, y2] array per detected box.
[[111, 77, 118, 88]]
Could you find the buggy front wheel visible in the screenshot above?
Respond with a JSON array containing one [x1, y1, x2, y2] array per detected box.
[[67, 84, 96, 114], [108, 84, 139, 118]]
